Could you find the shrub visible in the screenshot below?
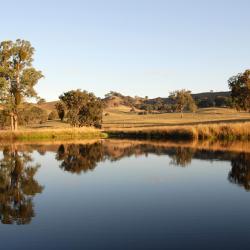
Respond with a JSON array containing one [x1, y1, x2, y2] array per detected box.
[[18, 106, 48, 125], [0, 110, 10, 129], [55, 102, 66, 121], [48, 110, 58, 120], [37, 98, 46, 104], [130, 107, 136, 112]]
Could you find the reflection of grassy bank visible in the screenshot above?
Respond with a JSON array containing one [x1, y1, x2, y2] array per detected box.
[[106, 122, 250, 141], [2, 139, 250, 154], [103, 139, 250, 154], [0, 128, 107, 141]]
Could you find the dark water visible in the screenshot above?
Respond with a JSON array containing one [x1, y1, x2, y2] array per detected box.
[[0, 140, 250, 250]]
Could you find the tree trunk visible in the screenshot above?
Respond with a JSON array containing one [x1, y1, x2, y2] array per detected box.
[[13, 114, 18, 131], [10, 114, 14, 131]]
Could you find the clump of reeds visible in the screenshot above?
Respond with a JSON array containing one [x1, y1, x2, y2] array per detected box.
[[106, 122, 250, 141], [196, 123, 250, 140]]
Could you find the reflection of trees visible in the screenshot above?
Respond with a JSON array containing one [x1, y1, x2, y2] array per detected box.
[[56, 143, 104, 174], [0, 147, 43, 224], [54, 141, 250, 192], [169, 147, 194, 167], [228, 153, 250, 191], [55, 143, 197, 172]]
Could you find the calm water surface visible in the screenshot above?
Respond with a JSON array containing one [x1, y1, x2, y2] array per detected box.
[[0, 140, 250, 249]]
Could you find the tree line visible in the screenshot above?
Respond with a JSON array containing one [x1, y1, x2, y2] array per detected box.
[[0, 39, 103, 130], [0, 39, 250, 130]]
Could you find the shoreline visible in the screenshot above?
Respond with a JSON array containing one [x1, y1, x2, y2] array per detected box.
[[0, 127, 107, 141], [0, 122, 250, 142], [105, 122, 250, 141]]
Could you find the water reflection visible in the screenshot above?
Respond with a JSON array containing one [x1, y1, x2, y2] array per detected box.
[[0, 147, 43, 224], [0, 139, 250, 226], [56, 143, 104, 174], [53, 140, 250, 191], [229, 153, 250, 191], [169, 147, 195, 167]]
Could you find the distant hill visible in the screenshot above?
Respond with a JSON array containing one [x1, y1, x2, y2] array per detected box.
[[37, 101, 58, 112], [28, 90, 232, 112], [192, 91, 231, 100], [146, 91, 231, 104], [192, 91, 230, 99], [103, 92, 144, 108]]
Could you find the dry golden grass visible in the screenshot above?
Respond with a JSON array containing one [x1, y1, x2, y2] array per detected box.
[[0, 127, 106, 141], [106, 122, 250, 141], [1, 107, 250, 141], [103, 107, 250, 129]]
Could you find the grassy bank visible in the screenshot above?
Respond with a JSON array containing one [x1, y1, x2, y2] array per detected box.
[[106, 122, 250, 141], [1, 121, 250, 142], [0, 127, 107, 141]]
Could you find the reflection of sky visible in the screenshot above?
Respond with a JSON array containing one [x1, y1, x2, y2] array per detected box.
[[0, 151, 250, 249]]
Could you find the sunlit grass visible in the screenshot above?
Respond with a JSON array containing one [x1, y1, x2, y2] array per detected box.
[[103, 107, 250, 129], [0, 127, 107, 141], [106, 122, 250, 141]]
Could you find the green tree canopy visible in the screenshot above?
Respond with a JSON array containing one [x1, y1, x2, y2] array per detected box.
[[169, 89, 197, 117], [55, 102, 66, 121], [59, 89, 103, 128], [228, 69, 250, 111], [0, 39, 43, 130]]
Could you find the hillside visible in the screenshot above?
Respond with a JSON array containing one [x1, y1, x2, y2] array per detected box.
[[37, 101, 58, 112], [145, 91, 231, 106], [34, 90, 232, 112]]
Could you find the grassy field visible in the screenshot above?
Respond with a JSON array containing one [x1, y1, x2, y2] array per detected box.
[[34, 105, 250, 130], [102, 107, 250, 141], [1, 107, 250, 141], [103, 106, 250, 129]]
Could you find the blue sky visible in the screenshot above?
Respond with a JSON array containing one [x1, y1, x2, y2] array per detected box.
[[1, 0, 250, 100]]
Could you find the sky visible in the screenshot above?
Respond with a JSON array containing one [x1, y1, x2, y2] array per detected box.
[[1, 0, 250, 100]]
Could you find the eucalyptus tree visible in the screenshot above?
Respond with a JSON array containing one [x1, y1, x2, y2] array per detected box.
[[228, 69, 250, 111], [0, 39, 43, 130], [59, 90, 103, 128], [169, 89, 197, 117]]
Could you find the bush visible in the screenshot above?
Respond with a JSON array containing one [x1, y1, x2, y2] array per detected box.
[[55, 102, 66, 121], [48, 110, 58, 120], [138, 111, 147, 115], [37, 98, 46, 104], [0, 110, 10, 129], [18, 106, 48, 125], [130, 107, 136, 112]]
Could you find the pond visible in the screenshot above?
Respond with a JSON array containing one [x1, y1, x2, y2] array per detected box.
[[0, 139, 250, 250]]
